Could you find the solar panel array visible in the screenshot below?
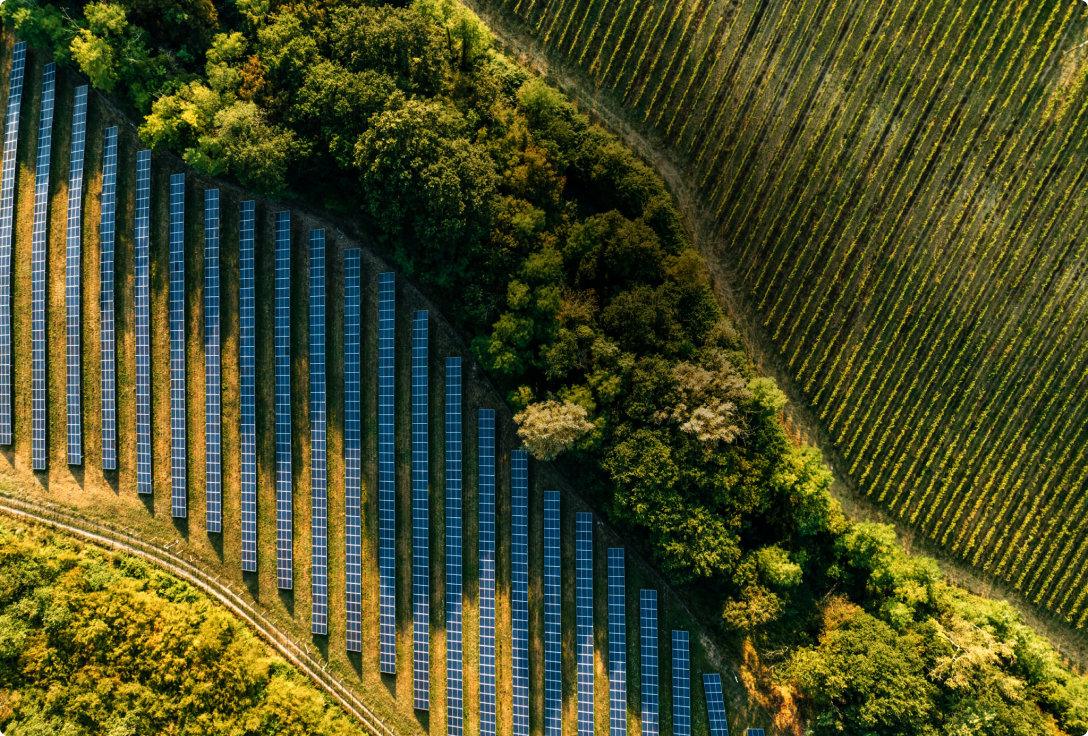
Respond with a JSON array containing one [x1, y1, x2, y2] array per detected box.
[[310, 230, 328, 636], [239, 201, 257, 571], [378, 271, 396, 673], [65, 85, 88, 467], [30, 63, 56, 472], [672, 631, 691, 736], [511, 449, 530, 736], [204, 189, 221, 531], [609, 548, 627, 736], [134, 149, 152, 494], [544, 490, 562, 736], [412, 310, 430, 710], [274, 211, 292, 590], [746, 729, 766, 736], [344, 249, 363, 652], [99, 127, 118, 470], [640, 590, 659, 736], [169, 174, 187, 517], [704, 674, 729, 736], [478, 410, 497, 736], [445, 357, 463, 736], [576, 512, 595, 736], [0, 41, 26, 446]]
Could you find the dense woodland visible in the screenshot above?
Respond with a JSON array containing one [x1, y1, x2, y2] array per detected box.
[[3, 0, 1088, 734]]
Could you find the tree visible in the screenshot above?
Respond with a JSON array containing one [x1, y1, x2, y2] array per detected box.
[[514, 400, 595, 460]]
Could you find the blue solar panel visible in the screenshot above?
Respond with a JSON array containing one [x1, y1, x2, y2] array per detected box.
[[344, 249, 362, 651], [445, 357, 463, 736], [310, 229, 327, 636], [511, 449, 529, 736], [239, 201, 257, 571], [378, 271, 396, 673], [169, 174, 187, 518], [544, 490, 562, 736], [274, 211, 292, 590], [31, 63, 55, 472], [672, 631, 691, 736], [0, 41, 26, 446], [609, 548, 626, 736], [746, 729, 765, 736], [65, 85, 87, 467], [577, 512, 595, 736], [704, 674, 729, 736], [412, 310, 429, 709], [640, 590, 659, 736], [99, 127, 118, 471], [204, 189, 221, 532], [134, 149, 152, 494], [478, 409, 496, 736]]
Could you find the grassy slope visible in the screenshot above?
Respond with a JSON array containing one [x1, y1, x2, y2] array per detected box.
[[0, 39, 765, 736]]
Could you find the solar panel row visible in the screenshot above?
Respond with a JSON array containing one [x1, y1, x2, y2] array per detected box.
[[274, 211, 292, 590], [412, 310, 429, 710], [544, 490, 562, 736], [99, 127, 118, 471], [478, 410, 496, 736], [65, 85, 88, 467], [239, 201, 257, 571], [30, 63, 55, 472], [204, 189, 221, 532], [640, 590, 659, 736], [0, 41, 25, 446], [134, 149, 152, 494], [576, 512, 595, 736], [746, 728, 766, 736], [511, 449, 529, 736], [608, 548, 626, 736], [673, 630, 691, 736], [310, 229, 328, 636], [344, 249, 363, 652], [445, 357, 463, 736], [169, 174, 187, 518], [378, 271, 396, 673], [704, 674, 729, 736]]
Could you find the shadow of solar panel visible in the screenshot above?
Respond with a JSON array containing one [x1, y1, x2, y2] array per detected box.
[[512, 449, 529, 736], [703, 674, 729, 736], [310, 229, 328, 636], [577, 512, 595, 736], [65, 85, 87, 467], [204, 189, 221, 532], [169, 174, 187, 518], [479, 409, 496, 736], [31, 63, 56, 472], [239, 200, 257, 572], [378, 271, 396, 673], [544, 490, 562, 736], [99, 126, 118, 471], [134, 149, 152, 494], [640, 590, 659, 736], [274, 211, 292, 590], [608, 548, 626, 736], [445, 357, 463, 736], [345, 249, 362, 651], [672, 631, 691, 736], [413, 310, 429, 710], [0, 41, 25, 445]]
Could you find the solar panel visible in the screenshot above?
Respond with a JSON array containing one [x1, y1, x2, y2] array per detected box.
[[511, 449, 529, 736], [412, 310, 429, 710], [577, 512, 595, 736], [746, 729, 766, 736], [703, 674, 729, 736], [134, 149, 152, 494], [310, 229, 327, 636], [344, 249, 362, 652], [609, 548, 626, 736], [445, 357, 463, 736], [478, 409, 496, 736], [378, 271, 396, 673], [65, 85, 88, 467], [169, 174, 187, 518], [204, 189, 221, 532], [31, 63, 56, 472], [672, 631, 691, 736], [274, 211, 292, 590], [0, 42, 26, 446], [640, 590, 659, 736], [239, 201, 257, 572], [544, 490, 562, 736], [99, 126, 118, 471]]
